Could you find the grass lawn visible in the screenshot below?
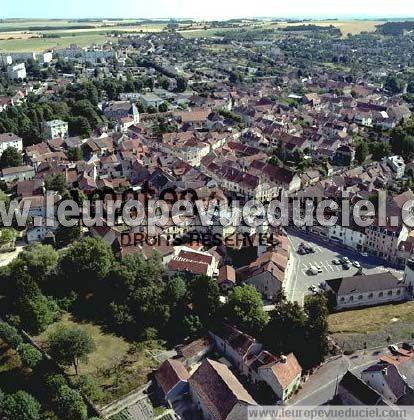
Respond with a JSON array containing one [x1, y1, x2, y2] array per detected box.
[[34, 314, 163, 406], [328, 301, 414, 352]]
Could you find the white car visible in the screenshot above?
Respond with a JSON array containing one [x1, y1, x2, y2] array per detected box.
[[332, 259, 341, 265], [353, 261, 361, 268], [342, 257, 350, 264]]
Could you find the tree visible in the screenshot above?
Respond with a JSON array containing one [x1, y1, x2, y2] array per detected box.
[[74, 374, 105, 403], [18, 243, 59, 280], [0, 147, 22, 169], [225, 285, 269, 334], [384, 74, 404, 94], [55, 225, 81, 249], [191, 276, 221, 326], [17, 343, 43, 369], [0, 390, 41, 420], [263, 299, 306, 358], [355, 141, 369, 164], [53, 385, 87, 420], [58, 237, 115, 293], [303, 294, 329, 368], [369, 141, 391, 161], [67, 147, 83, 162], [175, 76, 187, 93], [48, 326, 95, 375], [0, 323, 23, 349]]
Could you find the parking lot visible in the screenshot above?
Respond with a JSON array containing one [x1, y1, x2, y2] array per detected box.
[[285, 227, 403, 304]]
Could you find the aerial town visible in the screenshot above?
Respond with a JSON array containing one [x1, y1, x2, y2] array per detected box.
[[1, 7, 414, 420]]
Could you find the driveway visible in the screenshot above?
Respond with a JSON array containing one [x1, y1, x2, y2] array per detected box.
[[284, 227, 403, 305]]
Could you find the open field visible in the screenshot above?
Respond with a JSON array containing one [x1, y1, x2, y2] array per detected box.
[[328, 301, 414, 352], [0, 33, 112, 52], [34, 314, 162, 405], [271, 20, 385, 37]]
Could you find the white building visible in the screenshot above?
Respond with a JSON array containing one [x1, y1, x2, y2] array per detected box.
[[42, 120, 68, 140], [326, 272, 406, 311], [386, 155, 405, 179], [328, 224, 367, 251], [7, 63, 26, 80], [0, 133, 23, 156]]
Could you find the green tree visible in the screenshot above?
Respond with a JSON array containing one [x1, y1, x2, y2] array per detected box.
[[369, 141, 391, 161], [55, 225, 81, 249], [0, 323, 23, 349], [0, 390, 41, 420], [59, 237, 114, 293], [191, 276, 221, 326], [17, 343, 43, 369], [263, 299, 306, 358], [54, 385, 87, 420], [0, 147, 22, 169], [67, 147, 83, 162], [355, 141, 369, 164], [48, 326, 95, 375], [384, 74, 404, 94], [18, 243, 59, 280], [74, 374, 105, 403], [44, 173, 66, 194], [225, 285, 269, 334], [304, 294, 329, 368]]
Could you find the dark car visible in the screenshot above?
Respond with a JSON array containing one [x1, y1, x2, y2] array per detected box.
[[402, 342, 414, 351]]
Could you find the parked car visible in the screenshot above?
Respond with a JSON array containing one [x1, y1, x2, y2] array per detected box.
[[353, 261, 361, 268], [315, 265, 323, 273], [388, 345, 399, 354], [402, 342, 414, 351], [342, 257, 350, 264], [309, 285, 318, 292], [308, 266, 319, 275], [360, 252, 369, 257], [332, 259, 341, 265], [342, 263, 350, 270]]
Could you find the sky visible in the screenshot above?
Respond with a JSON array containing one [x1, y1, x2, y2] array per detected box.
[[2, 0, 414, 20]]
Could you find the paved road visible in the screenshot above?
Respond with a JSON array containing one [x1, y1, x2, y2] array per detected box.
[[289, 347, 390, 406], [284, 227, 403, 305]]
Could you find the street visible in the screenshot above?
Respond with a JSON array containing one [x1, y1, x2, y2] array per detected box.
[[284, 227, 403, 305], [289, 347, 391, 406]]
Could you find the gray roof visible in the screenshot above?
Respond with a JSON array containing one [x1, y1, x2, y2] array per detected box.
[[326, 272, 404, 296]]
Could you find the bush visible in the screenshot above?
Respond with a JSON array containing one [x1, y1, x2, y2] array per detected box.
[[0, 323, 23, 349], [17, 344, 43, 369], [54, 385, 87, 420]]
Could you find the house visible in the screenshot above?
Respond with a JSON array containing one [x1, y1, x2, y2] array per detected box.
[[139, 93, 165, 108], [168, 248, 219, 278], [7, 63, 26, 80], [154, 358, 190, 404], [337, 371, 386, 405], [103, 101, 140, 125], [361, 362, 409, 404], [176, 337, 213, 369], [217, 265, 236, 292], [189, 359, 256, 420], [386, 156, 405, 179], [325, 272, 406, 311], [210, 325, 262, 374], [42, 120, 69, 140], [0, 133, 23, 156], [246, 351, 302, 401], [238, 251, 288, 300], [1, 165, 35, 182]]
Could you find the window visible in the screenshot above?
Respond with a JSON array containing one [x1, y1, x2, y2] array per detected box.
[[379, 292, 383, 297], [358, 295, 363, 300], [340, 297, 345, 302], [349, 296, 354, 302], [368, 293, 373, 299], [388, 291, 392, 296], [396, 290, 401, 295]]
